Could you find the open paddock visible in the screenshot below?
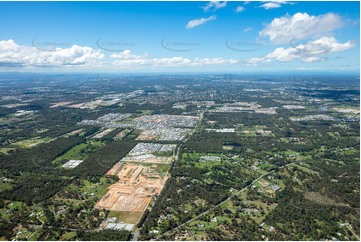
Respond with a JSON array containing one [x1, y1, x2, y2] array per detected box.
[[108, 211, 144, 224], [50, 101, 74, 108], [93, 128, 115, 139]]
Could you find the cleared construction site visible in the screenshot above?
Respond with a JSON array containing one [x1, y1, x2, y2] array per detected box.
[[93, 114, 199, 228], [95, 163, 168, 213]]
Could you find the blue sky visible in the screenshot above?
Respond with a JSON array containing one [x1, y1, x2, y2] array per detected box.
[[0, 1, 359, 73]]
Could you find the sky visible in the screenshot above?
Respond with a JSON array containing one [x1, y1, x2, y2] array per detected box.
[[0, 1, 359, 73]]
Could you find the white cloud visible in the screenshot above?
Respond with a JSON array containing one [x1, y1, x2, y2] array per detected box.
[[235, 6, 244, 13], [260, 1, 293, 10], [193, 57, 239, 65], [260, 2, 282, 9], [0, 39, 104, 67], [110, 49, 147, 59], [266, 37, 355, 62], [262, 36, 355, 62], [247, 57, 271, 66], [111, 50, 239, 67], [260, 12, 343, 43], [203, 1, 227, 12], [113, 57, 240, 67], [302, 56, 327, 63], [113, 57, 191, 67], [0, 41, 240, 70], [186, 15, 217, 29], [243, 27, 253, 33]]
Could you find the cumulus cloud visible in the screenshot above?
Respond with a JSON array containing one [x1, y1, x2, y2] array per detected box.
[[203, 1, 227, 12], [260, 1, 292, 10], [250, 36, 355, 64], [186, 15, 217, 29], [110, 49, 147, 59], [235, 6, 244, 13], [0, 39, 104, 67], [0, 41, 241, 70], [260, 12, 343, 43]]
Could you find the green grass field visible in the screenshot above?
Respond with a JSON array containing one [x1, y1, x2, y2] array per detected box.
[[108, 211, 143, 224], [195, 160, 222, 169], [0, 183, 12, 192], [53, 140, 105, 166], [182, 152, 223, 169], [79, 177, 114, 199], [290, 164, 319, 175], [0, 147, 16, 154], [60, 231, 77, 240]]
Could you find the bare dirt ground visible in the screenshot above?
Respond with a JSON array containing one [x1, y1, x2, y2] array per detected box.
[[50, 101, 74, 108], [135, 130, 159, 141], [95, 163, 168, 213]]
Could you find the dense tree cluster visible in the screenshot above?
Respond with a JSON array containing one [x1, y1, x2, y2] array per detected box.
[[70, 140, 137, 179]]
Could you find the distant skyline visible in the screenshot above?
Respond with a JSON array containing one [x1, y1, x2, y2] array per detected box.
[[0, 1, 359, 73]]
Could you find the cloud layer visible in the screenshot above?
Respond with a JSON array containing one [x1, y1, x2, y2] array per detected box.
[[0, 39, 104, 67], [250, 37, 355, 64], [111, 50, 239, 67]]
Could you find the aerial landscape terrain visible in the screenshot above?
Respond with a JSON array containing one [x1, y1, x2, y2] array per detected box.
[[0, 1, 359, 241], [0, 73, 359, 240]]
